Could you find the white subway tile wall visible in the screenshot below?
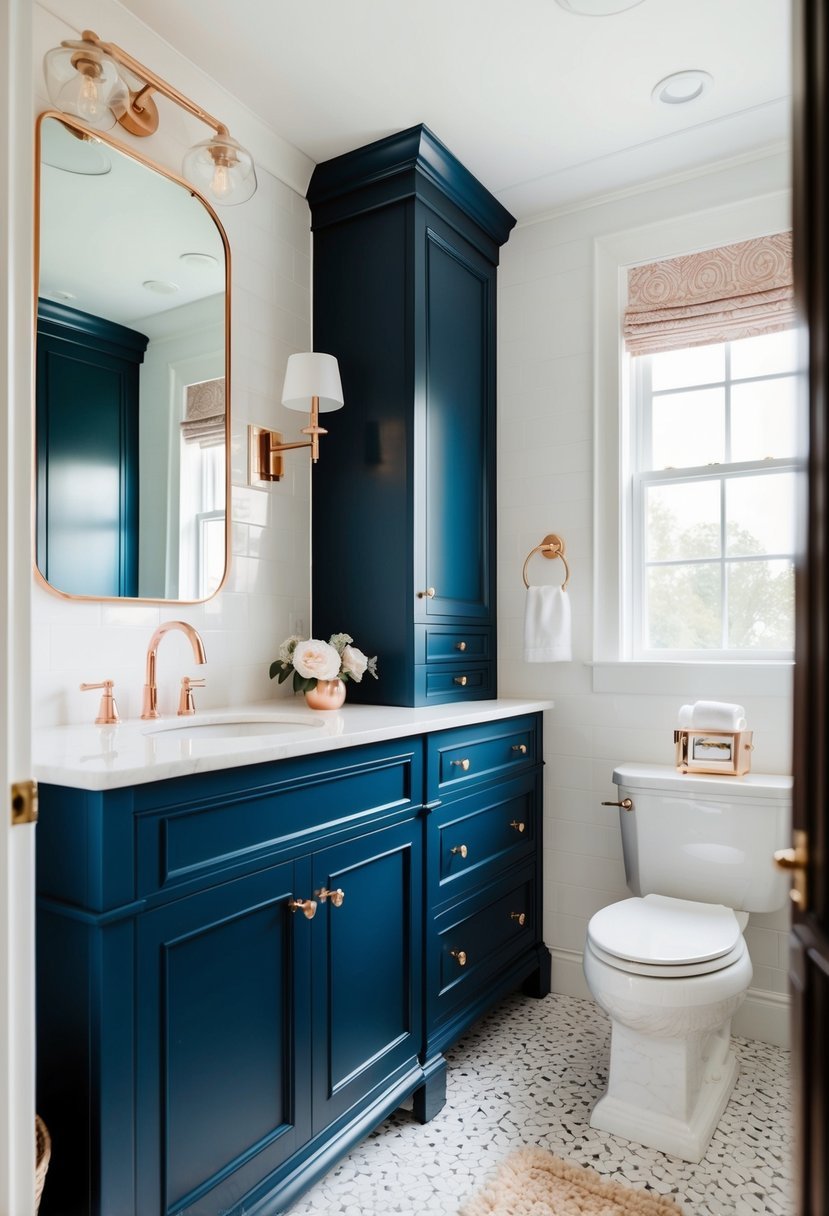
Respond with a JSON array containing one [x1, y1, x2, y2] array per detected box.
[[498, 152, 794, 1032]]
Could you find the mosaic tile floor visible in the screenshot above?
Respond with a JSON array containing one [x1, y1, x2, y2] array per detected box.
[[289, 992, 793, 1216]]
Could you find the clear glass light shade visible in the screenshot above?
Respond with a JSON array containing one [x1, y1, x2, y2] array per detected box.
[[282, 353, 344, 413], [44, 43, 129, 131], [182, 133, 257, 206]]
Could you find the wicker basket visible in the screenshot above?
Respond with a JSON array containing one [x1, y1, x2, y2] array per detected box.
[[35, 1116, 51, 1213]]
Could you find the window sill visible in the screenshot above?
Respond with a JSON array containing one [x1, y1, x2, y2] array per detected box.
[[589, 660, 794, 698]]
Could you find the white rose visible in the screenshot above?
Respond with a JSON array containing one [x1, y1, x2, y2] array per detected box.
[[341, 644, 368, 682], [292, 638, 341, 681]]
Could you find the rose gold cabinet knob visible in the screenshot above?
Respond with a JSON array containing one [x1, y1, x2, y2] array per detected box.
[[454, 676, 468, 687], [512, 744, 528, 755], [288, 897, 318, 920], [450, 949, 467, 967], [510, 911, 526, 926], [456, 641, 468, 651], [418, 587, 436, 599], [451, 844, 468, 859], [451, 758, 471, 771], [509, 820, 526, 833], [316, 887, 345, 908]]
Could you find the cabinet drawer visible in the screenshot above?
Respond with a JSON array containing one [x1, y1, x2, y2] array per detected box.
[[430, 715, 537, 796], [422, 664, 493, 700], [417, 626, 490, 664], [437, 777, 535, 902], [136, 744, 420, 898], [437, 874, 535, 1003]]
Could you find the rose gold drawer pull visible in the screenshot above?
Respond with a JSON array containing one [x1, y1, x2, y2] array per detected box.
[[509, 820, 526, 833], [454, 676, 468, 686], [456, 641, 467, 651], [418, 587, 436, 599], [512, 744, 528, 755], [316, 887, 345, 907], [450, 949, 467, 967], [451, 844, 468, 859], [451, 758, 471, 771], [288, 897, 317, 920], [510, 911, 526, 926]]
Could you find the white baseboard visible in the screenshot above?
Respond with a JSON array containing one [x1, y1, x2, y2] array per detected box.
[[548, 947, 790, 1050]]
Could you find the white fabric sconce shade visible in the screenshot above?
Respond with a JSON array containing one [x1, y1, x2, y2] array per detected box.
[[281, 352, 344, 413]]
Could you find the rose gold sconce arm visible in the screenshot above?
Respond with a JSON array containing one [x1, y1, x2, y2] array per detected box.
[[80, 29, 228, 139]]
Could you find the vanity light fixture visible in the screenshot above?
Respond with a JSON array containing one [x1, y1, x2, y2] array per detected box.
[[249, 353, 344, 483], [43, 29, 258, 205]]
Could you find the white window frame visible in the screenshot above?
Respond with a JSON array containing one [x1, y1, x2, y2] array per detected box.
[[629, 346, 798, 661], [593, 190, 796, 696]]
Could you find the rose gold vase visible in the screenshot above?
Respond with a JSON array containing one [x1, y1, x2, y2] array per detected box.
[[304, 678, 346, 710]]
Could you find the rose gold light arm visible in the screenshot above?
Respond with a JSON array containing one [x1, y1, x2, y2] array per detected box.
[[81, 29, 228, 136], [141, 621, 207, 720]]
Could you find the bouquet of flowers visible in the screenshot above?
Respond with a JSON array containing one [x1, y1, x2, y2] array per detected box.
[[269, 632, 378, 694]]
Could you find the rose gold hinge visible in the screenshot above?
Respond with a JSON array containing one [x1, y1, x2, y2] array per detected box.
[[11, 780, 38, 826]]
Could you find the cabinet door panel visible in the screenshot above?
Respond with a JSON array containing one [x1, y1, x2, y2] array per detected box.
[[420, 224, 494, 622], [311, 820, 422, 1132], [136, 862, 311, 1216]]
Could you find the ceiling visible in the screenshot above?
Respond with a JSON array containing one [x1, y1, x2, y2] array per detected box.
[[118, 0, 791, 221]]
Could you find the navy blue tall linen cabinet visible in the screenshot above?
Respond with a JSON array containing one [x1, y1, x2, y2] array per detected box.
[[307, 126, 516, 706]]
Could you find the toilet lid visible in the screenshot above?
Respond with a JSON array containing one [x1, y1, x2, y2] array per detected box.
[[587, 894, 741, 967]]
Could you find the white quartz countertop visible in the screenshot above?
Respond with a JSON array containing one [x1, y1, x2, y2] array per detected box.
[[33, 698, 553, 792]]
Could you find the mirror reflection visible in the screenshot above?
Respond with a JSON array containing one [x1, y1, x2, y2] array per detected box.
[[35, 114, 229, 602]]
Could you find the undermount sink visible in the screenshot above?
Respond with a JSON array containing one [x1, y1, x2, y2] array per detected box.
[[143, 714, 325, 741]]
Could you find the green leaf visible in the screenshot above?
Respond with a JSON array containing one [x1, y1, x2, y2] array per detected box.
[[277, 666, 292, 684], [268, 661, 282, 680]]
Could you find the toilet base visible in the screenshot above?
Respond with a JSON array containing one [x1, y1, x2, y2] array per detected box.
[[590, 1045, 738, 1163]]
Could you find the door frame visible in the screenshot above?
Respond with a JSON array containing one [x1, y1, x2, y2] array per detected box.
[[0, 1, 36, 1213]]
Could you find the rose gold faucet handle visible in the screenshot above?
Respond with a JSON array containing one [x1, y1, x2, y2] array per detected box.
[[79, 680, 120, 725], [177, 676, 206, 717]]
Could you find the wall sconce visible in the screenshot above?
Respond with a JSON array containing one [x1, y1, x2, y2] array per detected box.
[[43, 29, 257, 205], [249, 353, 344, 483]]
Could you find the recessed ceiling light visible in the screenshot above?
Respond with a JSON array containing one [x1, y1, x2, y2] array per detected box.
[[652, 69, 714, 106], [179, 252, 219, 269], [555, 0, 645, 14], [142, 279, 180, 295]]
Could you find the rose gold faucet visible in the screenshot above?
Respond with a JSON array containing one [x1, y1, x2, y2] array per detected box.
[[141, 620, 207, 720]]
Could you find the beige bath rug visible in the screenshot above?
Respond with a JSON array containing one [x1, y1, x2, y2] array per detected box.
[[459, 1147, 683, 1216]]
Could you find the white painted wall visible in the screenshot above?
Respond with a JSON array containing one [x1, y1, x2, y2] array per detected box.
[[31, 1, 315, 725], [498, 149, 794, 1046]]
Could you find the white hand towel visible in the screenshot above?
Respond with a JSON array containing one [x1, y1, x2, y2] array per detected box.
[[677, 704, 694, 728], [523, 586, 571, 662], [690, 700, 747, 732]]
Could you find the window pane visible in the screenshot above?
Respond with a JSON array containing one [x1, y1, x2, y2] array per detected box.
[[731, 329, 798, 380], [651, 343, 725, 391], [727, 559, 794, 650], [650, 388, 725, 469], [730, 376, 798, 462], [645, 563, 722, 649], [726, 473, 796, 556], [646, 480, 721, 561]]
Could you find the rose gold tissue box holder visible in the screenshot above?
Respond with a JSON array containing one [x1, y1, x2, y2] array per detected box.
[[674, 729, 754, 776]]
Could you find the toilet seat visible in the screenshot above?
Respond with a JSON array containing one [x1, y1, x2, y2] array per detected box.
[[587, 894, 744, 978]]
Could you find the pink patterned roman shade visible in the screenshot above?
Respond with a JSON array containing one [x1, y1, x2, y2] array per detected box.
[[624, 232, 794, 356]]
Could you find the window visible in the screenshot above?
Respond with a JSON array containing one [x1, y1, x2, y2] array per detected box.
[[627, 328, 798, 658]]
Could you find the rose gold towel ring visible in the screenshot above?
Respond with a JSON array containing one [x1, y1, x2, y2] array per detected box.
[[522, 533, 570, 590]]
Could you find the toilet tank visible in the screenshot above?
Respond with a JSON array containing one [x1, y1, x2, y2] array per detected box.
[[613, 763, 792, 913]]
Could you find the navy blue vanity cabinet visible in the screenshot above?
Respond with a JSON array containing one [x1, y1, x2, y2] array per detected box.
[[36, 740, 425, 1216], [307, 125, 515, 706], [416, 715, 551, 1120], [36, 714, 546, 1213]]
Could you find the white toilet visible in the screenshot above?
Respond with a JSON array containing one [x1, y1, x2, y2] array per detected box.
[[583, 763, 792, 1163]]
